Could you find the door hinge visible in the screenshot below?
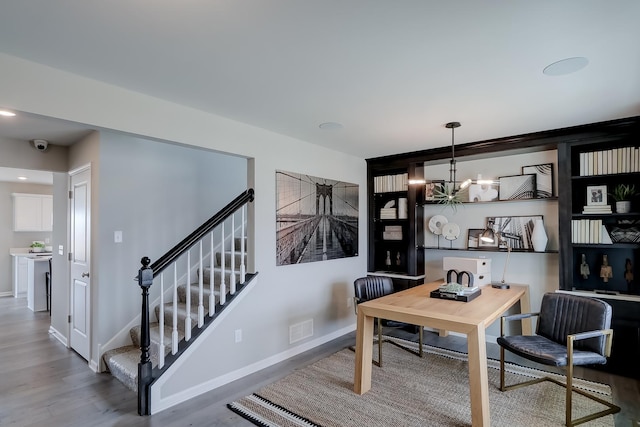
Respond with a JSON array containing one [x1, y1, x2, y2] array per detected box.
[[68, 315, 71, 323], [68, 190, 73, 199], [68, 252, 72, 261]]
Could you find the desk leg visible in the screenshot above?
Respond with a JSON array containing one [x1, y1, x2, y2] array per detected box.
[[354, 309, 374, 395], [520, 287, 532, 335], [467, 324, 490, 427]]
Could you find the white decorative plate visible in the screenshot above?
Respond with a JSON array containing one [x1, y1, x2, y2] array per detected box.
[[428, 215, 448, 235], [442, 222, 460, 241]]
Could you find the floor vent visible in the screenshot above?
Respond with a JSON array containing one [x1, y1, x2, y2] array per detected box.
[[289, 319, 313, 344]]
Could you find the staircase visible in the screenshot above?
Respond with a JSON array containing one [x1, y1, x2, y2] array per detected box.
[[103, 239, 246, 393], [100, 189, 255, 415]]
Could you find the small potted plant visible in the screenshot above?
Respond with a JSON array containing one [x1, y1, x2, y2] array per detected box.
[[610, 183, 636, 213], [30, 241, 45, 253]]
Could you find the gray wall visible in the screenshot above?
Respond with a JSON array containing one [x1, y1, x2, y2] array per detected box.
[[0, 136, 68, 171], [0, 182, 53, 295], [94, 131, 247, 365]]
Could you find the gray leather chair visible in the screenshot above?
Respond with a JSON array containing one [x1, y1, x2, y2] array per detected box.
[[497, 292, 620, 426], [350, 276, 423, 367]]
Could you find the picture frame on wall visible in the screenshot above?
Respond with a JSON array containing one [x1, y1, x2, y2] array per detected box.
[[522, 163, 554, 198], [498, 174, 536, 200], [586, 185, 607, 206]]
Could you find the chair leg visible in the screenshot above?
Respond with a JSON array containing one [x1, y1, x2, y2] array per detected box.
[[500, 346, 505, 391]]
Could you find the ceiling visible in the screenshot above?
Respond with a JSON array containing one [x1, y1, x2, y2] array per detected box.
[[0, 1, 639, 162]]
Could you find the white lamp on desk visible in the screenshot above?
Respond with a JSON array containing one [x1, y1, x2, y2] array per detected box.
[[480, 219, 512, 289]]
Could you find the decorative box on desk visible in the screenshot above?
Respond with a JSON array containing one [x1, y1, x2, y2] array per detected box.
[[443, 257, 492, 286], [430, 283, 482, 302]]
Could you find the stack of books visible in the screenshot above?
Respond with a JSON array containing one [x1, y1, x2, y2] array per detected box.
[[582, 205, 612, 214], [379, 208, 397, 219]]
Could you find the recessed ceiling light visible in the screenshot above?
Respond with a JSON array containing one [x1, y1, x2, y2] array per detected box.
[[0, 110, 16, 117], [17, 176, 28, 180], [319, 122, 344, 131], [543, 57, 589, 76]]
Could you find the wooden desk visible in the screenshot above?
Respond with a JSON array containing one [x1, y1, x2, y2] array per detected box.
[[353, 281, 531, 427]]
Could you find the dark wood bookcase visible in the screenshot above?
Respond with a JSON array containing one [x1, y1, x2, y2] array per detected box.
[[368, 115, 640, 378]]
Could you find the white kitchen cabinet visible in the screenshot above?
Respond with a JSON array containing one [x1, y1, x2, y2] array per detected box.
[[12, 193, 53, 231], [12, 255, 29, 297], [27, 257, 50, 312]]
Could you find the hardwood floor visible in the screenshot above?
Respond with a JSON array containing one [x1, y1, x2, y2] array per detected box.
[[1, 296, 638, 426]]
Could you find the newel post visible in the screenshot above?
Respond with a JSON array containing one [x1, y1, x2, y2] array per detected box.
[[137, 256, 153, 415]]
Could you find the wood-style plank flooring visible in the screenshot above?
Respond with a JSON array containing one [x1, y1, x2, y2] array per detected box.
[[0, 296, 638, 426]]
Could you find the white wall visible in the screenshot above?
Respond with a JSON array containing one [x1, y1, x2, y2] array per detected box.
[[0, 52, 367, 400], [422, 150, 559, 337]]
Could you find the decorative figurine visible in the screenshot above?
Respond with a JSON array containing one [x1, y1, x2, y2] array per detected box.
[[580, 254, 590, 279], [600, 254, 613, 283], [396, 251, 401, 266], [385, 251, 391, 268], [625, 258, 633, 284]]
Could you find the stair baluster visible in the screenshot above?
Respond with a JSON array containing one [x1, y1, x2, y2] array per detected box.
[[240, 205, 246, 283], [172, 264, 179, 354], [185, 251, 192, 341], [209, 232, 215, 315], [197, 241, 204, 327], [230, 214, 236, 295], [158, 273, 165, 368], [219, 222, 226, 306]]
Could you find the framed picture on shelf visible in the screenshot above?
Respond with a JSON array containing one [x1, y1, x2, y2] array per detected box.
[[467, 228, 492, 249], [486, 215, 543, 250], [498, 174, 537, 200], [425, 180, 444, 201], [586, 185, 607, 206], [522, 163, 554, 198]]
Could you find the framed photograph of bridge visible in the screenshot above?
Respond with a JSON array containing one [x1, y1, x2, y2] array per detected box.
[[275, 170, 359, 265]]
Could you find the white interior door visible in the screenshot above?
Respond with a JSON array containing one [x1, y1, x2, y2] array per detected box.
[[69, 167, 91, 361]]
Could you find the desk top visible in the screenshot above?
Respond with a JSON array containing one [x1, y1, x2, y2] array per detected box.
[[358, 280, 529, 334]]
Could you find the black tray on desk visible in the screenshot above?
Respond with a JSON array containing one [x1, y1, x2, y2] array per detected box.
[[430, 289, 481, 302]]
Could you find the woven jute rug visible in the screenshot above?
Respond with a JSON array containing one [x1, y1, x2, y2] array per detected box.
[[228, 336, 614, 427]]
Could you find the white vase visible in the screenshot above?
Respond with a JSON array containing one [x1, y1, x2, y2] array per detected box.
[[531, 219, 548, 252], [616, 201, 631, 213]]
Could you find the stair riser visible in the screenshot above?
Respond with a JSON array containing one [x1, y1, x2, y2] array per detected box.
[[215, 252, 246, 269], [177, 285, 218, 310], [200, 268, 241, 286], [154, 304, 199, 333]]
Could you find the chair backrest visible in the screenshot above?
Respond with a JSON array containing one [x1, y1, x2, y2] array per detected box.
[[537, 292, 612, 355], [354, 276, 394, 304]]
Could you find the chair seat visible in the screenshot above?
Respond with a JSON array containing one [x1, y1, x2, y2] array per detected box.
[[497, 335, 607, 367]]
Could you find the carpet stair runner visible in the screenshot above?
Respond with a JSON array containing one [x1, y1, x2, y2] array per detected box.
[[103, 239, 246, 393]]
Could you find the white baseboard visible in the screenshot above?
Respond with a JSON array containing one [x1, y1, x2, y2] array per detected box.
[[0, 291, 14, 298], [151, 320, 355, 414], [49, 325, 68, 346]]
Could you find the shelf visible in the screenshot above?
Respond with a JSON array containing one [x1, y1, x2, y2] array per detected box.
[[571, 243, 639, 249], [572, 212, 640, 219], [572, 172, 640, 180], [421, 196, 557, 207], [421, 246, 558, 254]]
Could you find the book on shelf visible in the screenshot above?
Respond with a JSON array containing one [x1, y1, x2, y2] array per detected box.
[[374, 173, 408, 193], [571, 219, 613, 244], [581, 205, 612, 214], [578, 146, 640, 176]]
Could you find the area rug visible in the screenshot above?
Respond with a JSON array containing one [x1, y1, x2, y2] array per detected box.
[[228, 336, 614, 427]]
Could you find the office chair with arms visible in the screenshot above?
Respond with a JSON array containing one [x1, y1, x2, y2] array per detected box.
[[497, 292, 620, 426], [350, 276, 423, 367]]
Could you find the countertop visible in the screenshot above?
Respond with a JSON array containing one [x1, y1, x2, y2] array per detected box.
[[10, 247, 53, 259]]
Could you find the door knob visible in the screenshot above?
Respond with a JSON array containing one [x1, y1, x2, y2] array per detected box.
[[82, 272, 90, 278]]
